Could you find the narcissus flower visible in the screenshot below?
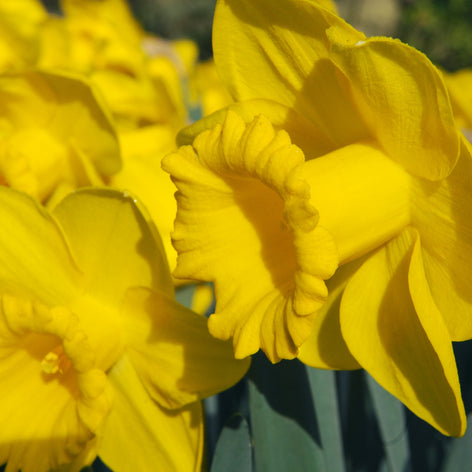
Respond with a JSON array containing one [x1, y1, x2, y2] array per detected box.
[[38, 0, 196, 130], [0, 186, 249, 472], [0, 70, 120, 203], [163, 0, 472, 436], [0, 0, 47, 72]]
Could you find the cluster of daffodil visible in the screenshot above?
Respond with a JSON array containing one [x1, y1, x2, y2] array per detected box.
[[0, 1, 249, 471], [2, 0, 472, 470], [163, 0, 472, 439]]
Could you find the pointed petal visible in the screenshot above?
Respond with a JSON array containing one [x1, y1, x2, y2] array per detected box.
[[298, 259, 363, 370], [100, 355, 202, 472], [415, 138, 472, 340], [213, 0, 368, 145], [329, 35, 459, 180], [52, 188, 173, 307], [340, 228, 465, 436], [121, 287, 250, 409], [0, 187, 80, 305]]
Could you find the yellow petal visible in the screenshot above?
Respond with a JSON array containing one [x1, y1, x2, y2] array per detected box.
[[111, 125, 179, 273], [121, 287, 250, 409], [340, 227, 465, 436], [298, 258, 363, 370], [329, 35, 459, 180], [0, 187, 80, 305], [414, 138, 472, 340], [91, 69, 177, 127], [163, 111, 338, 362], [100, 354, 203, 472], [52, 188, 174, 307], [213, 0, 368, 145]]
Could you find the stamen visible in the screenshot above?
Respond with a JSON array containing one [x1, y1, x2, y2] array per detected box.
[[41, 345, 72, 375]]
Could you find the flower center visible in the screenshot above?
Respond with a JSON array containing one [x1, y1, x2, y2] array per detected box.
[[0, 294, 111, 466], [41, 344, 72, 375]]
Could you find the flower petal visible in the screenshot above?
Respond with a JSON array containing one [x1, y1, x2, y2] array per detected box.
[[100, 354, 203, 472], [329, 35, 459, 180], [298, 258, 363, 370], [213, 0, 368, 145], [52, 188, 173, 307], [414, 138, 472, 341], [340, 227, 465, 436], [0, 187, 80, 305], [111, 125, 179, 273], [120, 287, 250, 409]]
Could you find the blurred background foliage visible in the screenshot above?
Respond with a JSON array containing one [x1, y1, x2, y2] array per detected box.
[[41, 0, 472, 69]]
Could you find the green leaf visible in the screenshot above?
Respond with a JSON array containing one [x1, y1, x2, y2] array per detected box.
[[306, 367, 345, 472], [248, 353, 325, 472], [443, 412, 472, 472], [366, 373, 411, 472], [210, 414, 252, 472], [175, 284, 196, 309]]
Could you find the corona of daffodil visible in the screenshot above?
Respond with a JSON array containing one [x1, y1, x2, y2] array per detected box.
[[163, 0, 472, 436], [0, 186, 249, 472]]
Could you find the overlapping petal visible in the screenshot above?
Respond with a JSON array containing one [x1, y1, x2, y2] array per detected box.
[[52, 188, 173, 306], [0, 187, 80, 305], [100, 355, 203, 472], [340, 227, 465, 436], [213, 0, 367, 146], [329, 35, 459, 180], [121, 287, 250, 409], [414, 139, 472, 340]]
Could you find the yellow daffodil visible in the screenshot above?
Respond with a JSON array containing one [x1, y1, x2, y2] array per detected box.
[[0, 186, 249, 472], [0, 70, 120, 202], [38, 0, 195, 130], [163, 0, 472, 436], [0, 0, 47, 73]]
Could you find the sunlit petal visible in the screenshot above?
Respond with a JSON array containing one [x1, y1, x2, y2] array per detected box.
[[340, 228, 465, 436]]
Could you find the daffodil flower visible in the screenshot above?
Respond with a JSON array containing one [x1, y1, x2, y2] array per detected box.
[[0, 70, 121, 202], [0, 186, 249, 471], [0, 0, 47, 72], [162, 0, 472, 436], [39, 0, 195, 129]]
